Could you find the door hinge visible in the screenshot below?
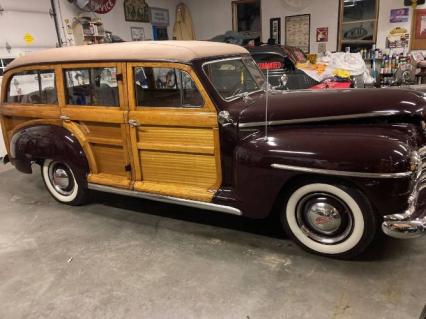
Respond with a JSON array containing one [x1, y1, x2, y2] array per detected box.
[[124, 164, 131, 172]]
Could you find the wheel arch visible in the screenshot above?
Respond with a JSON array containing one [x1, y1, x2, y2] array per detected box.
[[9, 123, 90, 186], [269, 173, 380, 220]]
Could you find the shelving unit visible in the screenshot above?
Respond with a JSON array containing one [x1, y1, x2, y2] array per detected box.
[[72, 17, 106, 45]]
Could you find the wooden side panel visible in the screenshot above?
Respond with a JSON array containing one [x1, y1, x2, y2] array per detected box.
[[80, 121, 131, 181], [139, 150, 217, 188], [92, 144, 128, 177], [137, 126, 215, 155]]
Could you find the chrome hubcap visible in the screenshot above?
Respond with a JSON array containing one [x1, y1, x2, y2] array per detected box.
[[306, 202, 342, 234], [48, 161, 75, 196], [296, 193, 353, 244]]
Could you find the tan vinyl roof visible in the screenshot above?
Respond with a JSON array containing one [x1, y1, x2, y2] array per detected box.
[[6, 41, 248, 71]]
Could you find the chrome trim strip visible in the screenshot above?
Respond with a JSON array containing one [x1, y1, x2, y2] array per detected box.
[[88, 183, 242, 216], [239, 111, 400, 128], [271, 163, 413, 179]]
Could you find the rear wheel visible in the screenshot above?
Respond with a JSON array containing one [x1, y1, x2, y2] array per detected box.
[[281, 182, 377, 259], [41, 159, 88, 205]]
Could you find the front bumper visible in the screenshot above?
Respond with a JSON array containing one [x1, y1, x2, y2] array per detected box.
[[382, 150, 426, 239], [382, 214, 426, 239]]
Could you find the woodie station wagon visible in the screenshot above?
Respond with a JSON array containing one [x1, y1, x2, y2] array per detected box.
[[1, 41, 425, 258]]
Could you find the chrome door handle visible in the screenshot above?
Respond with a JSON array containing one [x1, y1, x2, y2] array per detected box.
[[128, 119, 140, 127]]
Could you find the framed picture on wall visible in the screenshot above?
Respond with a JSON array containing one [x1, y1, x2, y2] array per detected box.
[[416, 9, 426, 40], [150, 7, 170, 26], [285, 14, 310, 53], [124, 0, 150, 23], [131, 27, 145, 41], [269, 18, 281, 44]]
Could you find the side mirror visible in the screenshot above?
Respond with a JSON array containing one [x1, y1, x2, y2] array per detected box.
[[218, 110, 234, 127], [279, 74, 289, 88]]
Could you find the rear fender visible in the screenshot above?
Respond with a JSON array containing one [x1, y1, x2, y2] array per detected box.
[[10, 125, 89, 185]]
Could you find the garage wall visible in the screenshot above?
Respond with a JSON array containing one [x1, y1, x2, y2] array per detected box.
[[55, 0, 177, 44], [183, 0, 426, 53], [181, 0, 339, 51], [260, 0, 339, 53], [377, 0, 426, 51], [0, 0, 59, 58], [180, 0, 233, 41]]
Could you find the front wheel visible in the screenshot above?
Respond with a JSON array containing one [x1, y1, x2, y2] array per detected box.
[[41, 159, 88, 206], [281, 182, 377, 259]]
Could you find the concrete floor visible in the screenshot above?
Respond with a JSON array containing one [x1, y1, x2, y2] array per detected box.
[[0, 164, 425, 319]]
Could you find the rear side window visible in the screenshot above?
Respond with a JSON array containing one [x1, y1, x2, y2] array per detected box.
[[7, 70, 57, 104], [134, 67, 203, 108], [64, 67, 119, 107]]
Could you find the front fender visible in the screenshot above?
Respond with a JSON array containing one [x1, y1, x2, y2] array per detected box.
[[228, 124, 419, 218], [10, 125, 89, 185]]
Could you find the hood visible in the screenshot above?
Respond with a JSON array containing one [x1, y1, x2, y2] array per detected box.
[[238, 88, 426, 128]]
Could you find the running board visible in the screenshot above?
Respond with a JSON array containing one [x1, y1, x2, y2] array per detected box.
[[88, 183, 242, 216]]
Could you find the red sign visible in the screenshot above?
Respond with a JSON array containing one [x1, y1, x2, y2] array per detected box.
[[258, 62, 283, 70], [93, 0, 116, 14], [316, 27, 329, 43]]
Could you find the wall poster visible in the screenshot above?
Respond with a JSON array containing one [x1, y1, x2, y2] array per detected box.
[[150, 7, 169, 26], [124, 0, 150, 23], [316, 27, 328, 42], [269, 18, 281, 44], [390, 8, 409, 23], [131, 27, 145, 41], [416, 9, 426, 39], [285, 14, 310, 53]]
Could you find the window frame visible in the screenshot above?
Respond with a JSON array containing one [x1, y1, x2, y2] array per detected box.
[[133, 66, 204, 109], [127, 62, 211, 112], [4, 66, 58, 106], [60, 62, 125, 111], [338, 0, 380, 50], [202, 57, 265, 102]]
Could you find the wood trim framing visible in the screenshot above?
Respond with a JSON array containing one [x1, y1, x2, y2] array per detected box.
[[63, 121, 98, 174]]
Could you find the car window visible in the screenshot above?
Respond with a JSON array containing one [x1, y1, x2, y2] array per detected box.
[[7, 70, 57, 104], [203, 58, 264, 100], [64, 67, 119, 107], [134, 67, 203, 108]]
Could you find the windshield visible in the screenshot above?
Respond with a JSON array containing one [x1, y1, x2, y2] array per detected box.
[[203, 57, 266, 100]]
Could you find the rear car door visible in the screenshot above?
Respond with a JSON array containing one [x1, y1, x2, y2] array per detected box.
[[59, 63, 132, 189], [126, 62, 222, 202]]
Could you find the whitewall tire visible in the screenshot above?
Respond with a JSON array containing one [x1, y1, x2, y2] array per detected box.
[[282, 182, 377, 258], [41, 159, 88, 206]]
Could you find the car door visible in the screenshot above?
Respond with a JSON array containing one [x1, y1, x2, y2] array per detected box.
[[59, 62, 132, 189], [126, 62, 222, 202]]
